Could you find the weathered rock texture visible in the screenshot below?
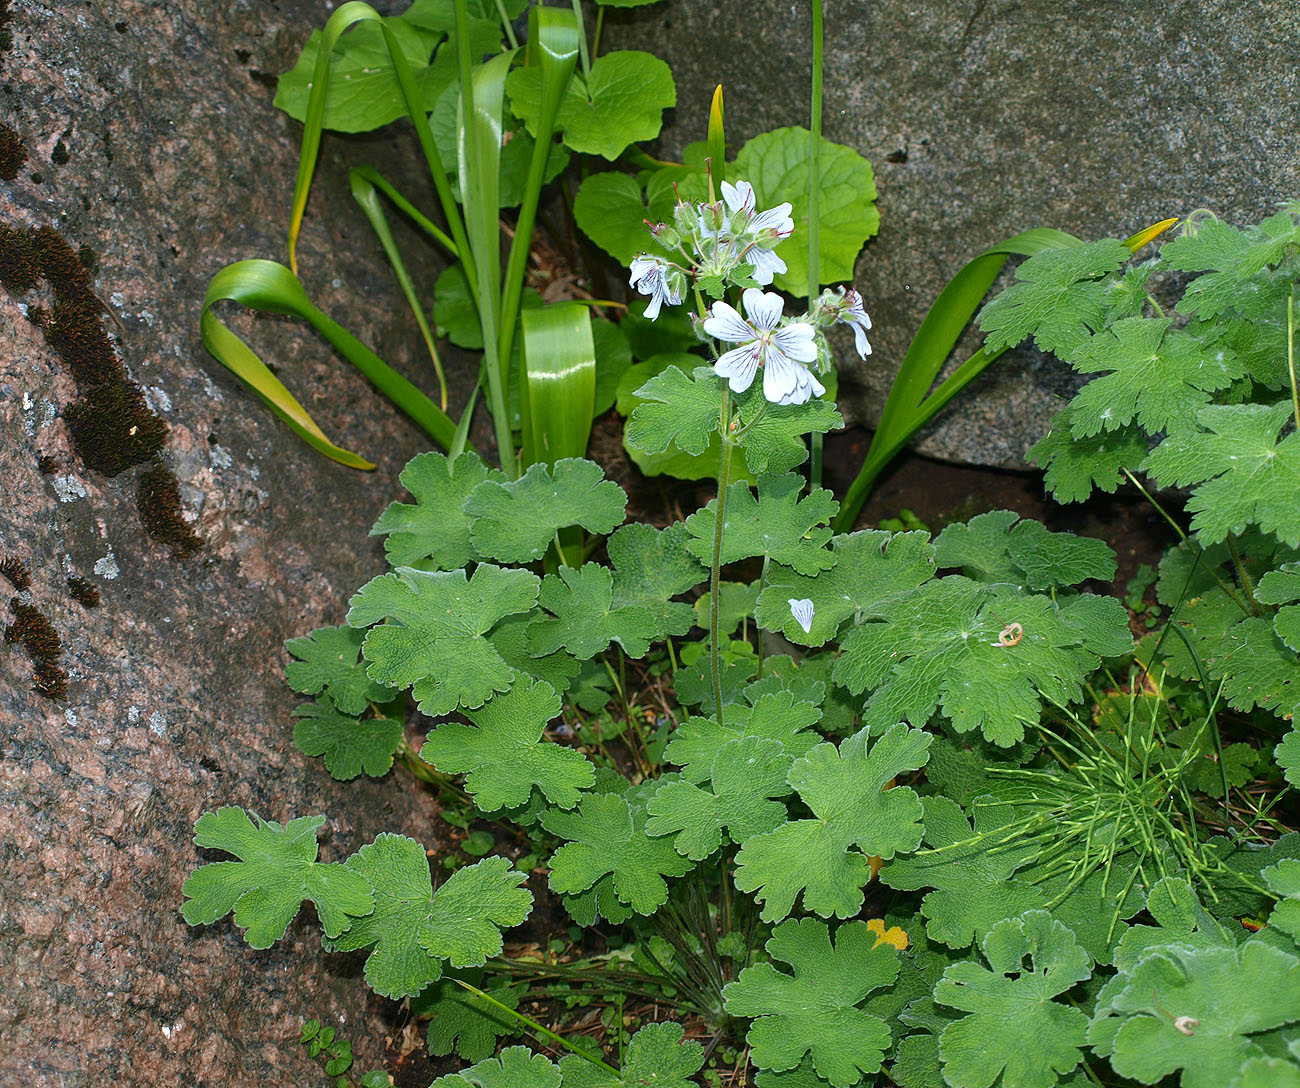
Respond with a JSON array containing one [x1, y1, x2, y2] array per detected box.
[[0, 0, 463, 1084], [607, 0, 1300, 467]]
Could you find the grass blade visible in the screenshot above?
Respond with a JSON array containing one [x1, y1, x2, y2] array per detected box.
[[201, 260, 457, 463], [349, 167, 448, 409], [499, 6, 580, 374]]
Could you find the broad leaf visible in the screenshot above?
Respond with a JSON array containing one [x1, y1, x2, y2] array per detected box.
[[723, 918, 900, 1088], [935, 911, 1092, 1088], [181, 807, 373, 949], [292, 695, 404, 781], [574, 171, 658, 266], [326, 837, 531, 999], [285, 623, 397, 714], [733, 725, 931, 922], [607, 522, 707, 642], [756, 530, 935, 647], [349, 564, 540, 716], [686, 473, 837, 574], [529, 563, 658, 660], [978, 238, 1131, 357], [465, 458, 627, 563], [431, 1046, 561, 1088], [371, 450, 503, 569], [420, 972, 524, 1062], [1028, 406, 1148, 504], [732, 128, 879, 297], [543, 792, 694, 915], [738, 394, 844, 475], [646, 736, 791, 860], [624, 365, 721, 461], [560, 1022, 704, 1088], [934, 511, 1117, 590], [663, 689, 823, 784], [509, 50, 675, 160], [420, 677, 594, 811]]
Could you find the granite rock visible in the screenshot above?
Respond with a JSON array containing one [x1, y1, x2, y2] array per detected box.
[[0, 0, 469, 1083], [605, 0, 1300, 467]]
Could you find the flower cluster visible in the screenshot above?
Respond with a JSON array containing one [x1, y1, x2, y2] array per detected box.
[[628, 177, 872, 406]]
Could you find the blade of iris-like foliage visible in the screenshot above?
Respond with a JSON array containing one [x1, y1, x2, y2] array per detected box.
[[520, 303, 596, 470], [200, 260, 457, 465]]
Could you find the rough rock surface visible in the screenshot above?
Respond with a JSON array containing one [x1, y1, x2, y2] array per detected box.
[[0, 1, 466, 1084], [606, 0, 1300, 468]]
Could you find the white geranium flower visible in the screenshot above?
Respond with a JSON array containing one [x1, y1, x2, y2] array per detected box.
[[836, 287, 873, 358], [703, 288, 822, 405], [721, 180, 793, 286], [629, 255, 682, 321], [788, 598, 815, 634]]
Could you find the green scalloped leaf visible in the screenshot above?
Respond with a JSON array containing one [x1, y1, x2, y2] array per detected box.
[[292, 695, 404, 781], [685, 473, 837, 575], [285, 624, 398, 714], [528, 563, 659, 660]]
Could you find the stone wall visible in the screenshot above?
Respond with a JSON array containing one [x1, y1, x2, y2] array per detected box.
[[0, 0, 461, 1083], [606, 0, 1300, 467]]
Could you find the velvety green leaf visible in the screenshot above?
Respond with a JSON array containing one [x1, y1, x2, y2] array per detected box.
[[1089, 941, 1300, 1088], [574, 170, 657, 265], [1068, 318, 1244, 438], [528, 563, 658, 659], [592, 318, 633, 416], [1143, 401, 1300, 547], [181, 807, 374, 949], [420, 677, 593, 812], [421, 973, 524, 1062], [559, 1022, 703, 1088], [734, 725, 931, 922], [738, 394, 844, 475], [756, 529, 935, 647], [646, 736, 791, 859], [326, 838, 530, 999], [293, 696, 404, 781], [834, 577, 1131, 746], [285, 624, 397, 714], [935, 511, 1117, 590], [1213, 615, 1300, 720], [543, 792, 694, 915], [1028, 406, 1148, 504], [607, 522, 707, 642], [723, 918, 899, 1088], [625, 365, 721, 460], [935, 911, 1092, 1088], [371, 450, 503, 569], [978, 238, 1131, 357], [509, 50, 675, 160], [695, 580, 760, 639], [1277, 729, 1300, 787], [663, 690, 822, 784], [431, 1046, 561, 1088], [488, 613, 582, 697], [466, 458, 627, 563], [432, 262, 542, 350], [879, 795, 1045, 950], [732, 128, 878, 297], [350, 564, 540, 716], [686, 474, 837, 574]]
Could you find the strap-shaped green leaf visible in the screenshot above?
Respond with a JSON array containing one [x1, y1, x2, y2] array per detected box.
[[200, 260, 457, 466], [520, 303, 596, 467]]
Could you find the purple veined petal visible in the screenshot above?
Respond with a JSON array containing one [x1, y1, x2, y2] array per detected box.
[[741, 288, 785, 331], [788, 598, 815, 634], [748, 246, 787, 286], [643, 289, 666, 321], [703, 300, 756, 343], [750, 202, 794, 236], [763, 351, 801, 404], [772, 322, 819, 363], [721, 179, 756, 216], [851, 321, 873, 358], [714, 343, 761, 393]]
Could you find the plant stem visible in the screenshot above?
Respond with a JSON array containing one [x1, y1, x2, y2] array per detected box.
[[494, 0, 519, 49], [1289, 286, 1300, 431], [711, 386, 735, 725], [807, 0, 825, 489], [449, 977, 619, 1072]]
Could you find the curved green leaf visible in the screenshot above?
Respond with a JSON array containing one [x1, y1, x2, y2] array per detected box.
[[521, 303, 596, 466], [200, 260, 457, 466]]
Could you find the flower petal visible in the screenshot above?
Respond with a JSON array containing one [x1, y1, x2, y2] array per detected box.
[[748, 246, 787, 286], [788, 598, 815, 634], [721, 179, 755, 216], [772, 322, 818, 363], [750, 202, 794, 236], [714, 344, 761, 393], [703, 300, 755, 343], [763, 350, 801, 404], [741, 289, 785, 332]]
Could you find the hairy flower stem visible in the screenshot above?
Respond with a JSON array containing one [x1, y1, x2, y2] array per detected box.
[[711, 386, 735, 725], [808, 0, 825, 488]]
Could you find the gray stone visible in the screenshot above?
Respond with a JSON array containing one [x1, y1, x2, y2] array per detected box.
[[0, 0, 469, 1083], [605, 0, 1300, 468]]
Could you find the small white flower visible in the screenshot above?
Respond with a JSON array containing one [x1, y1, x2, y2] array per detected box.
[[788, 598, 815, 634], [703, 288, 822, 405], [629, 255, 682, 321], [836, 287, 873, 359], [721, 180, 793, 286]]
